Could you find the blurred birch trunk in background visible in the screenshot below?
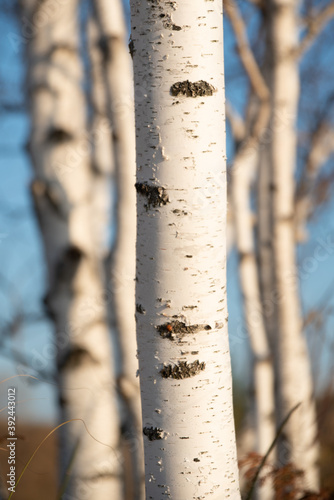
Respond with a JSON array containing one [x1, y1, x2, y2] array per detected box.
[[24, 1, 123, 498], [226, 0, 331, 493], [265, 0, 319, 489], [226, 2, 275, 497], [92, 1, 145, 498]]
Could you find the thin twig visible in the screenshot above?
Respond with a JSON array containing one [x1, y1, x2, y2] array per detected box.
[[226, 101, 246, 144], [298, 3, 334, 58], [295, 121, 334, 234]]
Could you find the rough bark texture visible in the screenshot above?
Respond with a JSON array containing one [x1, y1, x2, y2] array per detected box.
[[92, 1, 145, 498], [25, 1, 123, 498], [130, 0, 240, 498], [267, 0, 319, 490]]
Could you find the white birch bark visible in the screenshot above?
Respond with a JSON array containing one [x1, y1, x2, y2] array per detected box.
[[257, 143, 277, 349], [25, 1, 123, 498], [88, 16, 115, 259], [130, 1, 240, 498], [267, 0, 319, 490], [92, 1, 145, 498], [232, 145, 275, 500]]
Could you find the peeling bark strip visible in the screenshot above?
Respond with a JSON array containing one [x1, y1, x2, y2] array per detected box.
[[157, 320, 211, 340], [143, 427, 164, 441], [170, 80, 216, 97], [135, 182, 169, 207], [160, 360, 206, 379]]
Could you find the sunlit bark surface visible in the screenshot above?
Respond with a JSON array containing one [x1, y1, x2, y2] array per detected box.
[[130, 0, 241, 498]]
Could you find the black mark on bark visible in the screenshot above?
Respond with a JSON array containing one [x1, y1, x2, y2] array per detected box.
[[31, 177, 71, 220], [136, 303, 146, 314], [172, 209, 188, 216], [58, 395, 67, 408], [135, 182, 169, 208], [56, 246, 83, 281], [98, 35, 120, 63], [162, 15, 181, 30], [239, 251, 253, 262], [157, 321, 211, 340], [98, 35, 110, 61], [47, 127, 73, 143], [160, 360, 206, 379], [58, 347, 97, 371], [43, 293, 56, 321], [143, 426, 164, 441], [170, 80, 216, 97], [129, 36, 135, 58]]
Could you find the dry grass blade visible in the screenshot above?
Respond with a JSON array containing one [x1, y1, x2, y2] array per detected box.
[[245, 402, 301, 500], [8, 418, 118, 499]]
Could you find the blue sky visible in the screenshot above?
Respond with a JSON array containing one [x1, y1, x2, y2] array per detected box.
[[0, 1, 334, 423]]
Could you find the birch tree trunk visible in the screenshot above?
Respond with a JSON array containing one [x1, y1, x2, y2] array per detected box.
[[88, 15, 115, 259], [130, 1, 240, 498], [267, 0, 319, 490], [25, 1, 123, 498], [92, 1, 145, 498], [224, 4, 275, 495], [232, 145, 275, 500], [257, 143, 277, 350]]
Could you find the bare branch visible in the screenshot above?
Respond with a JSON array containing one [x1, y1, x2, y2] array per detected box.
[[226, 101, 246, 144], [295, 122, 334, 240], [298, 3, 334, 58], [225, 0, 270, 149], [306, 122, 334, 177], [224, 0, 269, 102]]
